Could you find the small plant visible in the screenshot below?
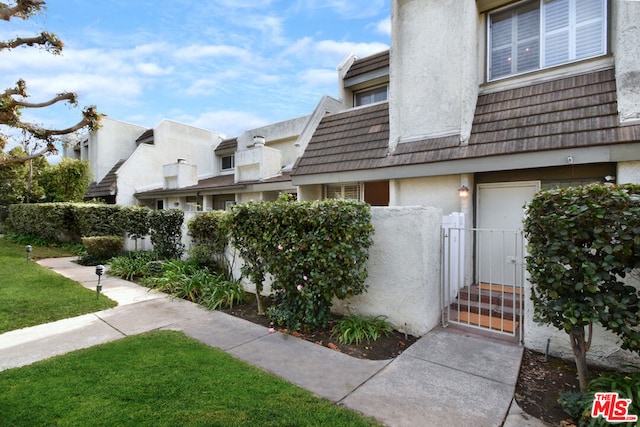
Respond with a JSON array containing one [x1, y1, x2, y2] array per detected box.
[[199, 276, 246, 310], [108, 251, 156, 281], [331, 315, 393, 345]]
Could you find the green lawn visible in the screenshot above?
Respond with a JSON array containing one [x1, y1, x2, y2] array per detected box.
[[0, 238, 117, 333], [0, 330, 381, 426]]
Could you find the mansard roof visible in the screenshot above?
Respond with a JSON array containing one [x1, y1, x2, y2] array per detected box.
[[293, 68, 640, 178]]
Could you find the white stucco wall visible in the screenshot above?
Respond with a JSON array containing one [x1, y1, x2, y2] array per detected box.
[[331, 206, 443, 336], [117, 120, 222, 207], [89, 117, 146, 183], [617, 161, 640, 184], [614, 0, 640, 124], [390, 175, 465, 215], [390, 0, 479, 149]]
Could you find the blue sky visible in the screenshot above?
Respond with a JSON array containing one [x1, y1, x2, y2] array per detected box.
[[1, 0, 390, 144]]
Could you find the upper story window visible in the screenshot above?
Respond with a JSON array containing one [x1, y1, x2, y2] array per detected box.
[[488, 0, 606, 81], [354, 85, 388, 107], [221, 154, 235, 171]]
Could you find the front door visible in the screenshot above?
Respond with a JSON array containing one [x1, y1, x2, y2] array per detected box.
[[476, 181, 540, 286]]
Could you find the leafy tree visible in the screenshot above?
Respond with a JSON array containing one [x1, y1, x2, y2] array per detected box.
[[39, 158, 91, 202], [523, 184, 640, 391], [0, 145, 46, 205], [0, 0, 101, 166]]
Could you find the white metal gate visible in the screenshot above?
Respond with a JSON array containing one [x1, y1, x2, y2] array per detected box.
[[441, 218, 525, 341]]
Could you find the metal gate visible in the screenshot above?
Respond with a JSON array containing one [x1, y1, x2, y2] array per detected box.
[[441, 220, 525, 341]]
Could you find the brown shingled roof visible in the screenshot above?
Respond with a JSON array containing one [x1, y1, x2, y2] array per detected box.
[[86, 160, 125, 198], [344, 50, 390, 81], [293, 102, 389, 176], [294, 68, 640, 177], [215, 138, 238, 153]]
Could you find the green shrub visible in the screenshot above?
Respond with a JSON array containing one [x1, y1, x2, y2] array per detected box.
[[149, 209, 184, 259], [200, 276, 246, 310], [331, 315, 393, 345], [121, 206, 151, 249], [81, 236, 124, 264], [524, 183, 640, 391], [229, 197, 374, 331], [108, 251, 157, 281]]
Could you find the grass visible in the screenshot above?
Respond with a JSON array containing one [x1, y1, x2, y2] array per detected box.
[[0, 238, 117, 334], [0, 330, 381, 427]]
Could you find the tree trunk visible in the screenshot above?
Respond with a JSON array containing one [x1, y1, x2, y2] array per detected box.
[[569, 326, 590, 392], [26, 158, 32, 203], [255, 288, 265, 316]]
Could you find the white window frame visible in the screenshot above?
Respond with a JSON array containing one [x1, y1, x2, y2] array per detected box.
[[323, 183, 363, 201], [354, 85, 388, 107], [487, 0, 607, 81], [220, 154, 235, 172]]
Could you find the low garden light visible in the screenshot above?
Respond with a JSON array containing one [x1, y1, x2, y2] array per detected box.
[[25, 245, 32, 262], [95, 265, 104, 299]]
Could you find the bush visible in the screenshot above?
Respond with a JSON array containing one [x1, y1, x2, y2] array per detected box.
[[331, 315, 393, 345], [108, 251, 157, 281], [229, 197, 374, 331], [81, 236, 124, 264], [149, 209, 184, 259]]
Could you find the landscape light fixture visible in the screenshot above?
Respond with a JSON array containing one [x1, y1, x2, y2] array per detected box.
[[25, 245, 32, 262], [458, 185, 469, 199], [95, 265, 104, 299]]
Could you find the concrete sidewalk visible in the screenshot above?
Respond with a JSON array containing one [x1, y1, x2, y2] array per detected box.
[[0, 257, 548, 426]]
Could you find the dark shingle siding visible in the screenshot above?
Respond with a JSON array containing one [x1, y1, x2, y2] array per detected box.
[[215, 138, 238, 153], [344, 50, 390, 80], [86, 160, 125, 197], [293, 102, 389, 176]]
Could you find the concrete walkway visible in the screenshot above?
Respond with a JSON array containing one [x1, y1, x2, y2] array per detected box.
[[0, 257, 549, 426]]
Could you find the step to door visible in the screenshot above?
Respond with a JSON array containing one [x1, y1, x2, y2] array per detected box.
[[455, 311, 519, 334]]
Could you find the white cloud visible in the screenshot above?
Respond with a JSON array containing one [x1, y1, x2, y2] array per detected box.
[[298, 68, 337, 87], [187, 110, 271, 137], [173, 45, 251, 62], [373, 17, 391, 36], [137, 63, 173, 76], [314, 40, 389, 58]]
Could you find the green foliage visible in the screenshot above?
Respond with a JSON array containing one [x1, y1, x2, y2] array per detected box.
[[6, 203, 124, 242], [121, 205, 151, 242], [229, 198, 374, 330], [523, 184, 640, 352], [0, 146, 47, 205], [39, 158, 91, 202], [149, 209, 184, 259], [331, 315, 393, 345], [81, 236, 124, 264], [142, 259, 245, 310], [4, 232, 83, 255], [107, 251, 157, 281], [559, 371, 640, 426], [187, 210, 231, 271]]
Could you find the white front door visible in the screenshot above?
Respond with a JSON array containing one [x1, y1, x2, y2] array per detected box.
[[476, 181, 540, 286]]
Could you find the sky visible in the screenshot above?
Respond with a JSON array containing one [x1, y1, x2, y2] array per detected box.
[[1, 0, 391, 151]]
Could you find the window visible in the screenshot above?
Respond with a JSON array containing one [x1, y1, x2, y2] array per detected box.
[[488, 0, 606, 80], [221, 155, 235, 171], [324, 183, 362, 201], [354, 85, 388, 106]]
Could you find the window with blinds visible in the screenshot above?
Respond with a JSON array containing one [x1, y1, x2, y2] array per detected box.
[[488, 0, 606, 80], [354, 85, 388, 107], [324, 183, 362, 201]]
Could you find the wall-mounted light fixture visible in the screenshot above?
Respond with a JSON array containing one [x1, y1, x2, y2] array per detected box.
[[458, 185, 470, 198], [253, 135, 265, 146]]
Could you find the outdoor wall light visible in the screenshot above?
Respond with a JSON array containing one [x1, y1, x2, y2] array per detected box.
[[458, 185, 470, 199], [95, 264, 104, 299], [25, 245, 32, 262]]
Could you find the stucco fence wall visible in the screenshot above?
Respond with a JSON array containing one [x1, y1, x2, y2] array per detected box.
[[182, 207, 443, 337]]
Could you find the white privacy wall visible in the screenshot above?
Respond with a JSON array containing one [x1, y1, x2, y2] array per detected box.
[[331, 206, 443, 336]]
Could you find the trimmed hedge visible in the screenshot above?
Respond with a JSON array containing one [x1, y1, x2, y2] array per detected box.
[[82, 236, 124, 262], [229, 197, 374, 331]]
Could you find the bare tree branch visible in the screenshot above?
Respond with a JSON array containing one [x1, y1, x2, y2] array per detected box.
[[0, 31, 63, 53], [0, 0, 45, 21]]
